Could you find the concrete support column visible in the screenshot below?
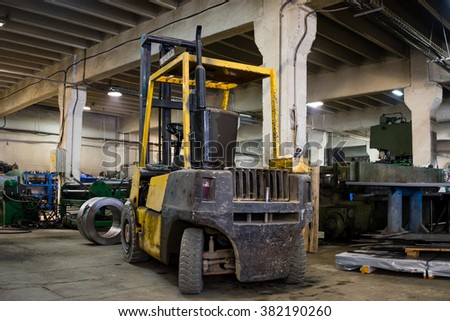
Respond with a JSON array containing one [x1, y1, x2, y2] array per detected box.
[[307, 130, 327, 166], [58, 85, 86, 182], [255, 0, 316, 165], [404, 49, 442, 167]]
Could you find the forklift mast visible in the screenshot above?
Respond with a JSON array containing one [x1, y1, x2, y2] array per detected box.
[[138, 26, 282, 171], [139, 26, 207, 166]]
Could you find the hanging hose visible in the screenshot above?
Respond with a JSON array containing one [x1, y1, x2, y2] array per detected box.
[[77, 197, 123, 245]]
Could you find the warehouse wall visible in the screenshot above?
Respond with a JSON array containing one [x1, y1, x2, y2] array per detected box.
[[0, 106, 122, 175]]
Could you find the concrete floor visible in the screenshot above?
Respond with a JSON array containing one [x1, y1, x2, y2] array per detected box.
[[1, 228, 450, 301]]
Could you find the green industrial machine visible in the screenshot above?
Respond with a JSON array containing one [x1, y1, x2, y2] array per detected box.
[[60, 179, 130, 228], [318, 110, 448, 239], [369, 113, 412, 164], [0, 177, 40, 227]]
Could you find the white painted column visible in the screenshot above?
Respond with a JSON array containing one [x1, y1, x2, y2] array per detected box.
[[255, 0, 316, 166], [58, 85, 87, 182], [307, 129, 327, 166], [404, 49, 442, 167]]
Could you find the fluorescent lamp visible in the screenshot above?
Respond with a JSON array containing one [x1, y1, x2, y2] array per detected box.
[[392, 89, 403, 97], [306, 101, 324, 108], [108, 89, 122, 97], [0, 20, 5, 27], [83, 106, 91, 111]]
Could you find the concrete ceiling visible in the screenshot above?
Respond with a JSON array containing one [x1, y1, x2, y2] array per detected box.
[[0, 0, 450, 117]]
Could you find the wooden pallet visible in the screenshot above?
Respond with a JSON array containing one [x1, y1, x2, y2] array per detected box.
[[405, 247, 450, 258]]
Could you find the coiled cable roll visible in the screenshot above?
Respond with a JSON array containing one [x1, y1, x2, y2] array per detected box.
[[77, 197, 124, 245]]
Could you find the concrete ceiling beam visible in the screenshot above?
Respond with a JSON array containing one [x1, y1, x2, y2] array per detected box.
[[0, 50, 54, 66], [0, 0, 121, 35], [0, 0, 260, 116], [313, 35, 362, 66], [308, 58, 410, 102], [99, 0, 159, 19], [317, 16, 382, 61], [0, 31, 72, 55], [322, 9, 408, 58], [7, 8, 104, 42], [46, 0, 140, 27], [1, 20, 90, 49]]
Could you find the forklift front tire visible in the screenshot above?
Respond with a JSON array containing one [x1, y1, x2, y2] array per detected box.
[[178, 228, 204, 294], [121, 202, 150, 263], [284, 234, 307, 284]]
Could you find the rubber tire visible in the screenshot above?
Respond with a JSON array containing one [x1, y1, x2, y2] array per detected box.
[[285, 235, 307, 284], [178, 228, 204, 294], [120, 202, 150, 263], [325, 212, 346, 240]]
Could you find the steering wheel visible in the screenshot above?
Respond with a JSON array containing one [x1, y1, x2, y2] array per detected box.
[[166, 122, 183, 136]]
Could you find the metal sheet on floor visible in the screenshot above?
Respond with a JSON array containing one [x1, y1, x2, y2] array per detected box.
[[336, 250, 450, 278]]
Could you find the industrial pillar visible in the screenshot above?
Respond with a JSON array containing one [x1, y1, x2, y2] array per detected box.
[[255, 0, 316, 165], [307, 130, 327, 166], [409, 190, 423, 233], [387, 189, 404, 234], [384, 187, 424, 234], [404, 49, 442, 167], [58, 85, 86, 183]]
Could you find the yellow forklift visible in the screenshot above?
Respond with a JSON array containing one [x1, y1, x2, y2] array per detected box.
[[121, 26, 312, 294]]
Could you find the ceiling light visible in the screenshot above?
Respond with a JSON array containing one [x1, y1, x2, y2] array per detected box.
[[108, 88, 122, 97], [83, 106, 91, 111], [306, 101, 324, 108], [392, 89, 403, 97], [0, 20, 5, 27]]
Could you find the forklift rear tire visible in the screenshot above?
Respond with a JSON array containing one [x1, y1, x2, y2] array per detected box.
[[284, 235, 306, 284], [121, 202, 150, 263], [178, 228, 204, 294]]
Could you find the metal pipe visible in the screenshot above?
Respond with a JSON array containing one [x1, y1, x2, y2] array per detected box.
[[2, 193, 5, 227], [346, 0, 450, 72], [157, 44, 173, 166], [353, 7, 383, 17], [278, 0, 292, 119], [139, 36, 152, 165], [195, 25, 206, 110]]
